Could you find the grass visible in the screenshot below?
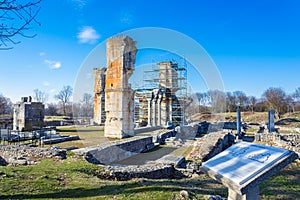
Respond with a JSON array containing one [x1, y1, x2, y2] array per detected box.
[[0, 157, 299, 199], [45, 126, 107, 148], [0, 157, 223, 199]]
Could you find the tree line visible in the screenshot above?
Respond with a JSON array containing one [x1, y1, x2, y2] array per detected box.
[[0, 85, 93, 118], [1, 86, 300, 119], [195, 87, 300, 118]]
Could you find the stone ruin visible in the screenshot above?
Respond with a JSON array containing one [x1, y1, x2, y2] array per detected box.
[[13, 96, 44, 131], [104, 36, 137, 138], [94, 60, 186, 131]]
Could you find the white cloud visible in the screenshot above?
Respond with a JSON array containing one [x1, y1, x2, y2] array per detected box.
[[39, 52, 46, 56], [77, 26, 100, 44], [44, 59, 62, 69], [42, 81, 50, 86], [71, 0, 87, 10], [120, 11, 134, 25]]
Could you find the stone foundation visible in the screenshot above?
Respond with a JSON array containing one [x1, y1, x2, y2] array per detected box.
[[255, 133, 300, 156], [72, 136, 153, 164]]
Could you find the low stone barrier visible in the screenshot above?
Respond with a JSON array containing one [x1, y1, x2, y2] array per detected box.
[[134, 126, 162, 134], [42, 135, 80, 145], [99, 164, 180, 181], [152, 130, 175, 144], [72, 136, 153, 164]]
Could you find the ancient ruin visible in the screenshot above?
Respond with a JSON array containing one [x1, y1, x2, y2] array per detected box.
[[136, 61, 185, 127], [93, 35, 188, 138], [13, 96, 44, 131], [104, 36, 137, 138], [93, 67, 106, 125]]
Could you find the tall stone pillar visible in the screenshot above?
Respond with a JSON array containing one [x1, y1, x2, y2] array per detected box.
[[157, 93, 163, 126], [147, 98, 152, 127], [169, 97, 173, 124], [268, 109, 275, 133], [236, 108, 242, 138], [104, 36, 137, 138], [153, 99, 157, 127]]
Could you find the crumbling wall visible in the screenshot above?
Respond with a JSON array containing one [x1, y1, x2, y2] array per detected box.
[[94, 68, 106, 125], [104, 36, 137, 138]]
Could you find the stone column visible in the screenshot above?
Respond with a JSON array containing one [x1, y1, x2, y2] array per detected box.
[[268, 109, 275, 133], [147, 98, 152, 127], [169, 97, 173, 124], [153, 99, 157, 127], [157, 93, 163, 126], [237, 108, 242, 138]]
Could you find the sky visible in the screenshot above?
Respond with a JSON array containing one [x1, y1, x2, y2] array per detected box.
[[0, 0, 300, 103]]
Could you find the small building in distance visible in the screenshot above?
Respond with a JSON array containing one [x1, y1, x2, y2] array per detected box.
[[13, 96, 45, 131]]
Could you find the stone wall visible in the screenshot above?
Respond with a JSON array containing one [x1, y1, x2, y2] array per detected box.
[[98, 164, 181, 181], [255, 133, 300, 156], [0, 145, 66, 166], [72, 136, 153, 165], [188, 131, 235, 164]]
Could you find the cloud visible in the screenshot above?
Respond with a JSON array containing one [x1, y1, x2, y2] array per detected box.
[[39, 52, 46, 56], [120, 11, 134, 25], [44, 59, 62, 69], [77, 26, 100, 44], [42, 81, 50, 86], [71, 0, 87, 10]]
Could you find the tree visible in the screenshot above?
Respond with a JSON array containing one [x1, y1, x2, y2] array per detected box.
[[45, 103, 58, 116], [33, 88, 48, 103], [292, 87, 300, 111], [0, 93, 13, 115], [0, 0, 42, 50], [208, 90, 226, 113], [248, 96, 257, 113], [54, 85, 73, 116], [262, 87, 287, 118], [226, 92, 236, 112], [233, 91, 248, 110], [81, 93, 93, 118]]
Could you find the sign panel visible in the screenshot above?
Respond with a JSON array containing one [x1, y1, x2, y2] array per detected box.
[[202, 142, 290, 185]]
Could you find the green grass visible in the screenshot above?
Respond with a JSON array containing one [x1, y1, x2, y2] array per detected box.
[[46, 126, 107, 148], [0, 158, 221, 199], [0, 156, 299, 199]]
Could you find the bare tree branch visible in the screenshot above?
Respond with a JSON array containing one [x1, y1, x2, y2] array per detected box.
[[0, 0, 41, 49]]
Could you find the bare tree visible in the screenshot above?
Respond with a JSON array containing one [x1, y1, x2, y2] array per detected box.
[[262, 87, 287, 118], [208, 90, 226, 113], [81, 93, 93, 118], [248, 96, 257, 113], [0, 93, 13, 115], [0, 0, 41, 49], [54, 85, 73, 116], [45, 103, 58, 116], [33, 88, 48, 103]]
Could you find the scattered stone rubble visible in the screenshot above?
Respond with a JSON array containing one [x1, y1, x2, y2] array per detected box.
[[255, 133, 300, 156], [0, 145, 66, 166]]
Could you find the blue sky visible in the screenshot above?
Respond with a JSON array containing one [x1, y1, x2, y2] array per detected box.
[[0, 0, 300, 103]]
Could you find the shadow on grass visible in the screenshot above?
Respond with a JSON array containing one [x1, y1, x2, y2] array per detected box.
[[0, 178, 226, 199]]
